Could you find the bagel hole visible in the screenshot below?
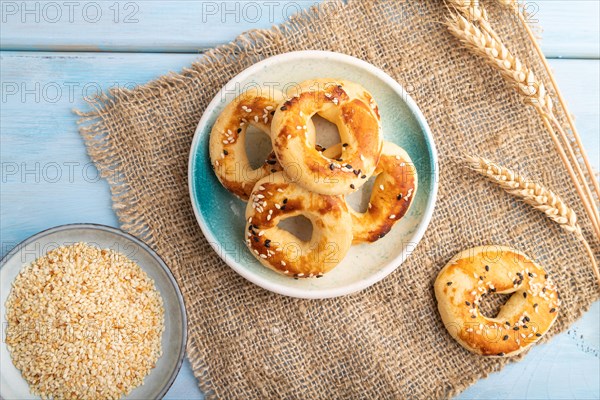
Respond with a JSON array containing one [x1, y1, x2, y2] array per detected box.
[[244, 125, 273, 170], [477, 293, 513, 319], [346, 175, 378, 213], [312, 114, 341, 150], [277, 215, 313, 242]]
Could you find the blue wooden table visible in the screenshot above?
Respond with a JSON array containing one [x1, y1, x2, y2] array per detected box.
[[1, 1, 598, 398]]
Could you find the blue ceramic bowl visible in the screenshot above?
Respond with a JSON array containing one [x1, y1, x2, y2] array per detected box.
[[189, 51, 438, 298], [0, 223, 187, 399]]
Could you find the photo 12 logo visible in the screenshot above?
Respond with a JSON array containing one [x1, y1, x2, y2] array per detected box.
[[1, 1, 140, 24]]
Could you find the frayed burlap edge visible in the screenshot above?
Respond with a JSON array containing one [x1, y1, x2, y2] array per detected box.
[[75, 1, 599, 398]]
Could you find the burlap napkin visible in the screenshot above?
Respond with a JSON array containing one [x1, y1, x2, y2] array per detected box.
[[77, 1, 600, 398]]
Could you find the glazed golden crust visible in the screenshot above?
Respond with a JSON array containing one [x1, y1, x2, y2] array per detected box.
[[245, 172, 353, 278], [209, 88, 288, 201], [325, 141, 417, 243], [434, 246, 560, 357], [271, 79, 383, 196]]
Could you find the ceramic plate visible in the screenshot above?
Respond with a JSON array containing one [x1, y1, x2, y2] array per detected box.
[[0, 224, 187, 400], [189, 51, 438, 299]]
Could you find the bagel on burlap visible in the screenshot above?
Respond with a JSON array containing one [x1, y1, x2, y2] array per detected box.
[[324, 141, 417, 243], [209, 87, 314, 201], [245, 172, 353, 278], [435, 246, 560, 357], [271, 79, 383, 196]]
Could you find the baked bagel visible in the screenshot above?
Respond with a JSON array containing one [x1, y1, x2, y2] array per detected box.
[[209, 88, 313, 200], [435, 246, 560, 357], [325, 141, 417, 243], [271, 79, 383, 196], [245, 172, 353, 278]]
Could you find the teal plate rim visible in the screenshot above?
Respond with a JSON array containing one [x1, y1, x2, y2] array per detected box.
[[188, 50, 439, 299]]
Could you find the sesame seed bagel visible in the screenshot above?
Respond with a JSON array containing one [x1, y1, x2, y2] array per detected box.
[[209, 88, 314, 201], [324, 141, 417, 243], [245, 172, 353, 278], [271, 79, 383, 196], [434, 246, 560, 357]]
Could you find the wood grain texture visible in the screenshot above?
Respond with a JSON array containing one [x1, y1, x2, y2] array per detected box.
[[0, 0, 598, 58], [1, 51, 598, 399], [1, 1, 599, 398]]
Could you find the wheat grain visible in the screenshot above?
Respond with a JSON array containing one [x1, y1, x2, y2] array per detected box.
[[465, 155, 580, 235], [444, 0, 488, 22], [464, 155, 599, 283], [447, 12, 600, 237], [447, 13, 554, 112]]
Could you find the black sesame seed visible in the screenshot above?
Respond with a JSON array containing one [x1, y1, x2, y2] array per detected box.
[[528, 272, 534, 277], [542, 288, 546, 292], [479, 276, 484, 281], [342, 143, 348, 147], [513, 327, 519, 331], [517, 272, 523, 278], [223, 150, 229, 155], [533, 303, 538, 308], [353, 170, 360, 176], [503, 335, 509, 341], [471, 315, 476, 318], [465, 301, 471, 306], [397, 194, 403, 200], [549, 308, 556, 313], [524, 316, 530, 322], [535, 333, 542, 337], [252, 224, 259, 229], [267, 160, 277, 165], [283, 198, 288, 204], [505, 321, 510, 326], [280, 205, 286, 211], [522, 325, 528, 329], [264, 239, 271, 248], [485, 265, 489, 272], [329, 163, 335, 170], [497, 352, 505, 357], [237, 128, 242, 133], [270, 111, 275, 115], [544, 274, 548, 279], [280, 106, 287, 111], [523, 292, 527, 298], [253, 237, 259, 242], [350, 184, 355, 189], [336, 158, 343, 162], [270, 169, 277, 173], [345, 164, 352, 169], [378, 232, 387, 239], [316, 274, 323, 278], [361, 175, 367, 179], [447, 281, 452, 286]]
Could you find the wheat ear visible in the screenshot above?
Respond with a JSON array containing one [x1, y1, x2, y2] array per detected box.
[[447, 13, 600, 238], [494, 0, 600, 202], [465, 154, 599, 284]]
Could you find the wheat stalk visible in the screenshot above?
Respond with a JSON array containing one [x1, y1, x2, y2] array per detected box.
[[494, 0, 600, 202], [465, 154, 599, 284], [447, 13, 600, 238]]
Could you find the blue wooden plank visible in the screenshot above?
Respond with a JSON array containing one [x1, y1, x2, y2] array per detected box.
[[0, 51, 598, 399], [0, 0, 598, 58]]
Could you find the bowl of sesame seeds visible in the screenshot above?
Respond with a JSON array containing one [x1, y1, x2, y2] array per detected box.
[[189, 51, 438, 298], [0, 223, 187, 400]]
